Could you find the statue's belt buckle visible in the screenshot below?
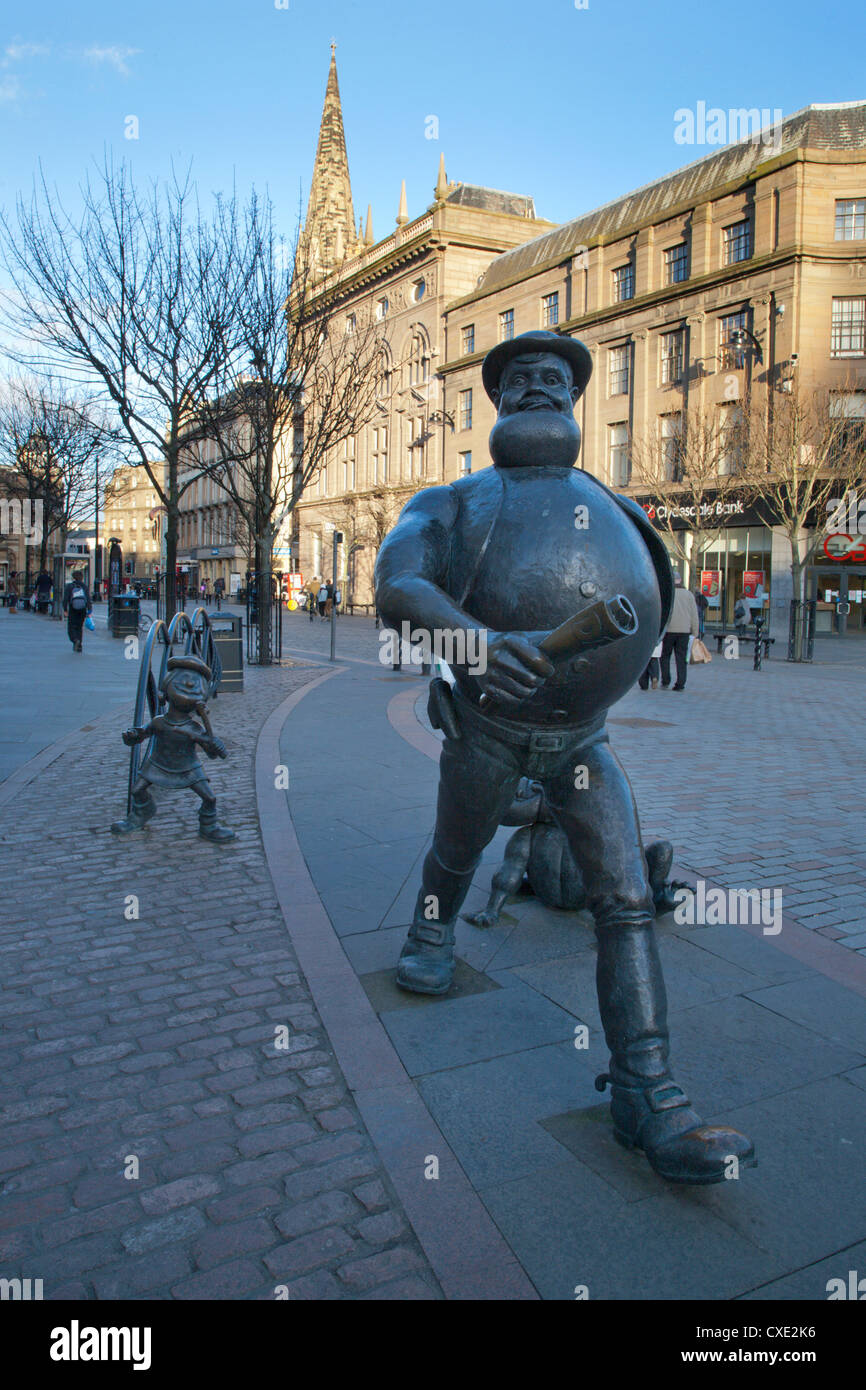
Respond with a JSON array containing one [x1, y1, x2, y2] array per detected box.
[[528, 730, 567, 753]]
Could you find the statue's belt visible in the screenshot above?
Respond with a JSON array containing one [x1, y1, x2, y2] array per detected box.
[[452, 688, 606, 754]]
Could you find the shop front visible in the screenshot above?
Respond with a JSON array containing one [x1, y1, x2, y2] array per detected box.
[[809, 535, 866, 634], [635, 493, 775, 629]]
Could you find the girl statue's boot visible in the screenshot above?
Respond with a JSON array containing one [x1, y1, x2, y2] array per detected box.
[[594, 919, 756, 1185], [198, 804, 236, 843], [111, 788, 156, 835]]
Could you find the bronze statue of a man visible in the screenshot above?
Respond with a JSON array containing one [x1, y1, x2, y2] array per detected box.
[[375, 330, 754, 1185]]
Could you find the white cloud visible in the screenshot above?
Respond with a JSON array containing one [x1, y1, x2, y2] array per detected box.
[[82, 45, 140, 77], [0, 75, 21, 102], [2, 41, 50, 66]]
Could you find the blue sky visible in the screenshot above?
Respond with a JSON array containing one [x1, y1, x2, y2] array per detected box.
[[0, 0, 864, 239]]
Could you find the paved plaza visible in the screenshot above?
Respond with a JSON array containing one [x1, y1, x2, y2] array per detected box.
[[0, 602, 864, 1299]]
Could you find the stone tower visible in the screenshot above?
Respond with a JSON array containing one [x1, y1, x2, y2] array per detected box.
[[303, 45, 356, 280]]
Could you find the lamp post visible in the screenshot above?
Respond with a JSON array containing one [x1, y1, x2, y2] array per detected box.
[[329, 530, 343, 661]]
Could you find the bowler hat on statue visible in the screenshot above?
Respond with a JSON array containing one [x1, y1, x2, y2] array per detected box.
[[481, 329, 593, 404]]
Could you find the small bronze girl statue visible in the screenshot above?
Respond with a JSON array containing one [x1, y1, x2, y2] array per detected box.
[[111, 655, 235, 843]]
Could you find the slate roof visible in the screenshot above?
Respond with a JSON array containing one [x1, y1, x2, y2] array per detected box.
[[445, 183, 537, 218], [476, 101, 866, 294]]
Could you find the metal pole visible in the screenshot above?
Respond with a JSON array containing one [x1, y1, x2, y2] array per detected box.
[[94, 455, 100, 599], [329, 531, 341, 662]]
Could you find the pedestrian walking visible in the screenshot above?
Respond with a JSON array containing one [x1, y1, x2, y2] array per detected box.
[[62, 568, 92, 652], [693, 587, 708, 639], [307, 584, 318, 622], [660, 573, 699, 691], [34, 570, 52, 613], [214, 576, 224, 610], [317, 581, 329, 619], [734, 593, 751, 639], [638, 639, 663, 690], [6, 571, 18, 612]]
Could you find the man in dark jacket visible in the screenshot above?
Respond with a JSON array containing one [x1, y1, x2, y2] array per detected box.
[[62, 569, 92, 652]]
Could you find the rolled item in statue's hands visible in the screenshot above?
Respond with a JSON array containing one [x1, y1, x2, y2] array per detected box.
[[537, 594, 638, 660], [478, 595, 638, 710]]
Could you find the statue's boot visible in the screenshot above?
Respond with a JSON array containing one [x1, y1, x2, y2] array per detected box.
[[198, 805, 236, 843], [396, 852, 475, 995], [645, 841, 693, 915], [594, 920, 755, 1184], [111, 789, 156, 835]]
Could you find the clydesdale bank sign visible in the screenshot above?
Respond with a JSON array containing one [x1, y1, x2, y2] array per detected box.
[[639, 497, 750, 525]]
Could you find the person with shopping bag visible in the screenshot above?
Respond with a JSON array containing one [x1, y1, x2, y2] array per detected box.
[[62, 569, 93, 653], [660, 573, 699, 691]]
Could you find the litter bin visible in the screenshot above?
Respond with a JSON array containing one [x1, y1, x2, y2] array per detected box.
[[111, 594, 140, 638], [211, 612, 243, 692]]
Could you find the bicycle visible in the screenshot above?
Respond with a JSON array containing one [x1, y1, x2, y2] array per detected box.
[[139, 611, 154, 637]]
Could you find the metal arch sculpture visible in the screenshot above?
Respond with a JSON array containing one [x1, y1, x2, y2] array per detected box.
[[125, 607, 221, 814]]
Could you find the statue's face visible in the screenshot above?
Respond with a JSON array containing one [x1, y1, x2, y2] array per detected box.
[[488, 352, 582, 470], [493, 353, 577, 419], [166, 669, 207, 709]]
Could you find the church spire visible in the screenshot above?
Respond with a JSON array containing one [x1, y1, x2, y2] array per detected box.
[[303, 47, 356, 279]]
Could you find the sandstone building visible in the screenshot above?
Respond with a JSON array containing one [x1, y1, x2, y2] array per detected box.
[[297, 61, 866, 634]]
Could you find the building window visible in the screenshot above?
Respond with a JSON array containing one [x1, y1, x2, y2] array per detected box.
[[542, 292, 559, 328], [608, 344, 630, 396], [462, 324, 475, 355], [371, 427, 388, 485], [376, 349, 392, 398], [717, 403, 745, 475], [835, 198, 866, 241], [406, 417, 425, 477], [664, 243, 689, 285], [459, 388, 473, 431], [608, 423, 629, 486], [829, 392, 866, 462], [411, 279, 426, 303], [408, 333, 430, 386], [612, 264, 634, 303], [720, 310, 749, 368], [376, 297, 389, 319], [660, 329, 685, 385], [831, 298, 866, 357], [341, 437, 356, 492], [723, 220, 752, 265], [345, 313, 356, 336], [459, 451, 472, 475], [659, 414, 683, 482], [499, 308, 515, 342]]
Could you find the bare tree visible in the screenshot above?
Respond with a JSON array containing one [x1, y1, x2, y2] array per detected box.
[[191, 196, 384, 659], [741, 380, 866, 652], [0, 375, 113, 589], [630, 404, 750, 585], [0, 159, 248, 619]]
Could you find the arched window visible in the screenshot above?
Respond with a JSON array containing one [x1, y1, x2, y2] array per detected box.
[[405, 329, 430, 389], [376, 345, 393, 399]]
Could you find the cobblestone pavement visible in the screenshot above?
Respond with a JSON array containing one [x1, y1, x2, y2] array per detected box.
[[0, 654, 442, 1300], [279, 609, 866, 945], [277, 624, 866, 1301]]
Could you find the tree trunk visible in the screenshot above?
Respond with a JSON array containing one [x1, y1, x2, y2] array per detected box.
[[255, 533, 274, 665], [789, 530, 807, 661], [164, 452, 179, 623]]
